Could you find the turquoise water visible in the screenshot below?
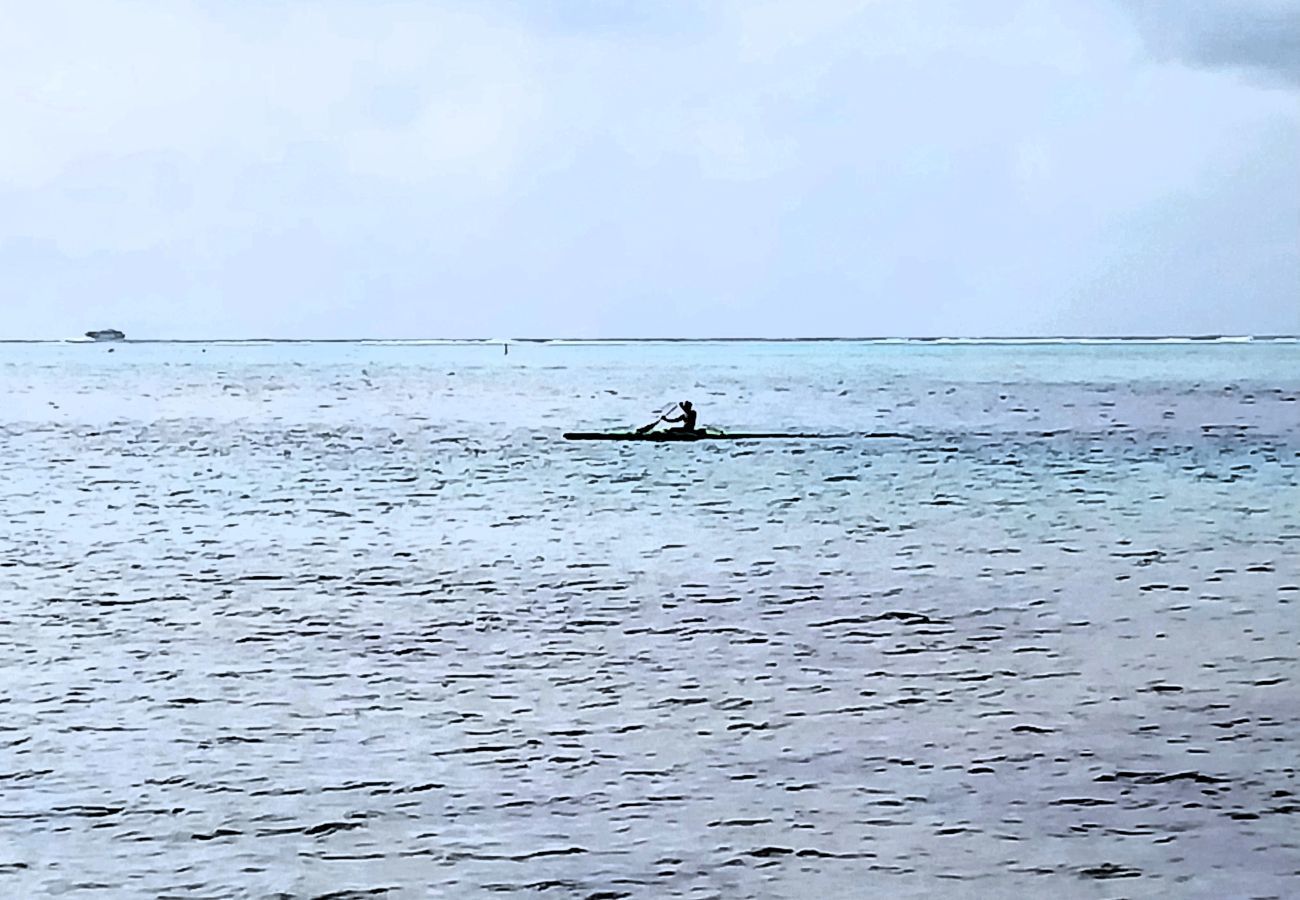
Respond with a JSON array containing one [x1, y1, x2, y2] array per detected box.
[[1, 340, 1297, 897]]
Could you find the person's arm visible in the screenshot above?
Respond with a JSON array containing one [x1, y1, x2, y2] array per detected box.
[[662, 411, 683, 422]]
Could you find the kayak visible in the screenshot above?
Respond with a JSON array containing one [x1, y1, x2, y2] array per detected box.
[[563, 431, 910, 441]]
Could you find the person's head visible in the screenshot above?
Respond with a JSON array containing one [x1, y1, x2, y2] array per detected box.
[[681, 400, 692, 410]]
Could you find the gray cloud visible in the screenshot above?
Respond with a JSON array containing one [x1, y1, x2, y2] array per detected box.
[[1124, 0, 1300, 87]]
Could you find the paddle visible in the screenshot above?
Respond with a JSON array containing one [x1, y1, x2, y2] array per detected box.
[[635, 403, 678, 435]]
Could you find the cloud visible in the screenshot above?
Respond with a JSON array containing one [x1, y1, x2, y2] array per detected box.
[[0, 0, 1296, 337], [1121, 0, 1300, 88]]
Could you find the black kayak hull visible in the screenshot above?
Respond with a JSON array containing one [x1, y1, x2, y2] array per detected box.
[[563, 431, 910, 441]]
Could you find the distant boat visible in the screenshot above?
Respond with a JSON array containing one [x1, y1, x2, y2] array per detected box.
[[563, 430, 903, 441], [84, 329, 126, 342]]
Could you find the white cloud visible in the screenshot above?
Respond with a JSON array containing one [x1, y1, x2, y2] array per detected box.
[[0, 0, 1295, 336]]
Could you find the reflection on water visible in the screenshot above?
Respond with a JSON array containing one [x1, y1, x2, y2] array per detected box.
[[0, 342, 1297, 898]]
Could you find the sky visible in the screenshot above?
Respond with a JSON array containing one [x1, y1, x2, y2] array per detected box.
[[1, 0, 1297, 339]]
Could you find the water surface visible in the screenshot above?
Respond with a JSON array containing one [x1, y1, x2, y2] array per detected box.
[[1, 341, 1296, 898]]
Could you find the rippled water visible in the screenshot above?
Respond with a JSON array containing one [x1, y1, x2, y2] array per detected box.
[[1, 341, 1297, 898]]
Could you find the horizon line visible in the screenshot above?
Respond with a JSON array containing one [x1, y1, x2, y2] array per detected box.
[[2, 334, 1297, 344]]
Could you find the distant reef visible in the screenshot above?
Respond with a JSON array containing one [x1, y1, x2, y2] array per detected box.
[[85, 329, 126, 341]]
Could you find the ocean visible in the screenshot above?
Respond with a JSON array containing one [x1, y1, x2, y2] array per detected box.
[[1, 339, 1296, 898]]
